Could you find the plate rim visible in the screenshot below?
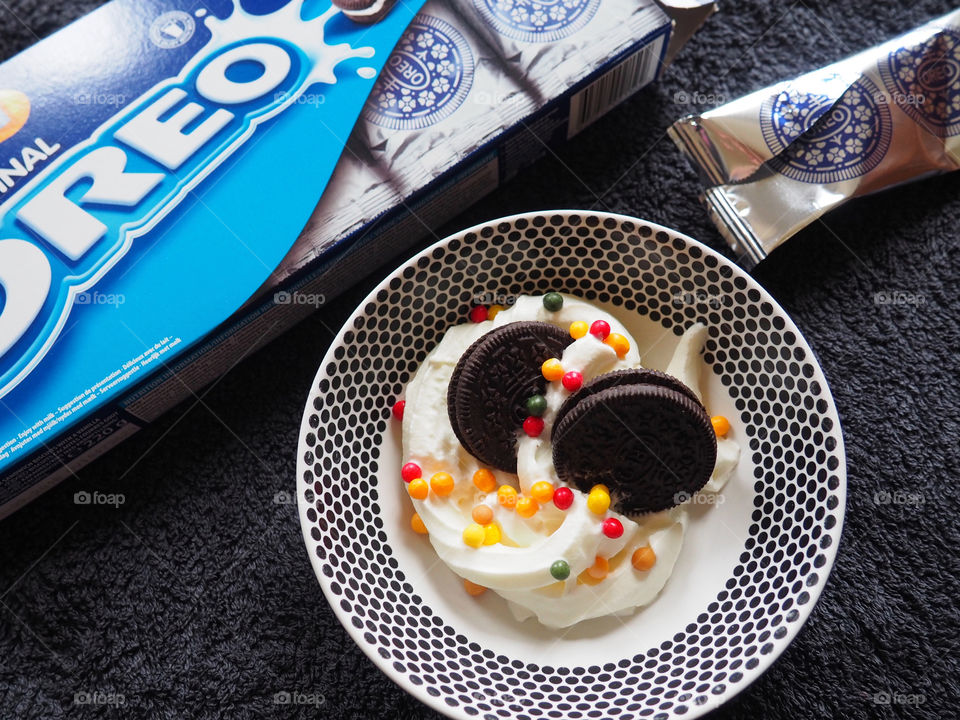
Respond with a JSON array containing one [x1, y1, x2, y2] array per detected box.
[[296, 210, 848, 720]]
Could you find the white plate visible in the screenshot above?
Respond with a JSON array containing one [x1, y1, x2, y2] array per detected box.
[[297, 211, 846, 720]]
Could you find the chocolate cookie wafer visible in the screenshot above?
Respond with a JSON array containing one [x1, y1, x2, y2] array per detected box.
[[448, 321, 572, 472]]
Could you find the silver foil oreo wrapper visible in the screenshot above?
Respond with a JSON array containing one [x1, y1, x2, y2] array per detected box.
[[669, 9, 960, 268]]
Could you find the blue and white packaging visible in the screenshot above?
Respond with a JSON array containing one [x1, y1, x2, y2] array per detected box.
[[0, 0, 682, 517]]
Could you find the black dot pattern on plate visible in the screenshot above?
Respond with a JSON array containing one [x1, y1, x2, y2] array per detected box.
[[299, 214, 844, 720]]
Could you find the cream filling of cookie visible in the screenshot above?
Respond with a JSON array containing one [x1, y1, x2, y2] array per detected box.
[[402, 294, 739, 628]]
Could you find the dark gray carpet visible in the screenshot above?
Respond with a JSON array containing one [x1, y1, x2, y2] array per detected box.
[[1, 0, 958, 718]]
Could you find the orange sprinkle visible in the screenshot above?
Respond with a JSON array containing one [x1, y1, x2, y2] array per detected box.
[[711, 415, 731, 437], [587, 555, 609, 580], [604, 333, 630, 358], [473, 468, 497, 493], [516, 496, 539, 518], [430, 472, 455, 496], [631, 545, 657, 572], [407, 478, 428, 500], [497, 485, 518, 509], [464, 579, 487, 596], [410, 513, 428, 535], [530, 481, 555, 504], [472, 504, 494, 525]]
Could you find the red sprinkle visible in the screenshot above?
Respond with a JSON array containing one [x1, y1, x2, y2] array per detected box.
[[392, 400, 406, 421], [401, 462, 421, 483], [562, 371, 583, 392], [470, 305, 489, 323], [523, 416, 545, 437], [589, 320, 611, 340], [553, 486, 574, 510], [602, 517, 624, 538]]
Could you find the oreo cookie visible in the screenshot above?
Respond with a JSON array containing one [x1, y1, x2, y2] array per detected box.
[[332, 0, 396, 24], [553, 368, 703, 432], [448, 321, 572, 472], [553, 381, 716, 514]]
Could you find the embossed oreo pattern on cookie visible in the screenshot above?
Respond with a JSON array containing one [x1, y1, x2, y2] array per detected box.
[[362, 14, 474, 130], [472, 0, 601, 43], [761, 76, 892, 184], [879, 27, 960, 138], [298, 213, 846, 720]]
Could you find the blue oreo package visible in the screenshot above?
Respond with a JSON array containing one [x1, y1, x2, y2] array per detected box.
[[0, 0, 425, 498]]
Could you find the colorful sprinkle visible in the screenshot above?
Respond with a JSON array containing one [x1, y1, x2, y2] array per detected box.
[[602, 517, 624, 539], [401, 462, 421, 483], [631, 545, 657, 571], [463, 523, 485, 548], [530, 481, 555, 504], [525, 394, 547, 417], [407, 478, 428, 500], [411, 513, 428, 535], [464, 579, 487, 596], [542, 292, 564, 311], [550, 559, 571, 580], [711, 415, 731, 437], [483, 524, 501, 545], [569, 320, 589, 339], [553, 486, 574, 510], [587, 485, 611, 515], [497, 485, 518, 509], [516, 496, 539, 518], [523, 416, 545, 437], [541, 358, 564, 382], [589, 320, 611, 340], [472, 504, 494, 525], [562, 371, 583, 392], [604, 333, 630, 358], [430, 472, 454, 497], [587, 555, 609, 580], [469, 305, 488, 323], [473, 468, 497, 493], [488, 304, 505, 321], [392, 400, 405, 421]]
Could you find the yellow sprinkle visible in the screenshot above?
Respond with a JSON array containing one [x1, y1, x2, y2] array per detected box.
[[462, 523, 485, 548], [487, 304, 505, 321], [430, 472, 454, 497], [569, 321, 589, 339], [473, 468, 497, 493], [407, 478, 428, 500], [530, 481, 555, 504], [410, 513, 428, 535], [483, 524, 501, 545], [541, 358, 564, 382], [587, 487, 611, 515], [516, 496, 539, 518]]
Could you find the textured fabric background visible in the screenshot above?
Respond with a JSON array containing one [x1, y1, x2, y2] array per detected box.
[[1, 1, 958, 718]]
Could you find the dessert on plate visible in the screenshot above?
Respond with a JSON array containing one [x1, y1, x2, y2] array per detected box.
[[393, 292, 739, 628]]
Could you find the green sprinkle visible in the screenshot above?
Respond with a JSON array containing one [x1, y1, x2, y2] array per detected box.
[[550, 559, 571, 581], [542, 292, 564, 312], [526, 394, 547, 417]]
